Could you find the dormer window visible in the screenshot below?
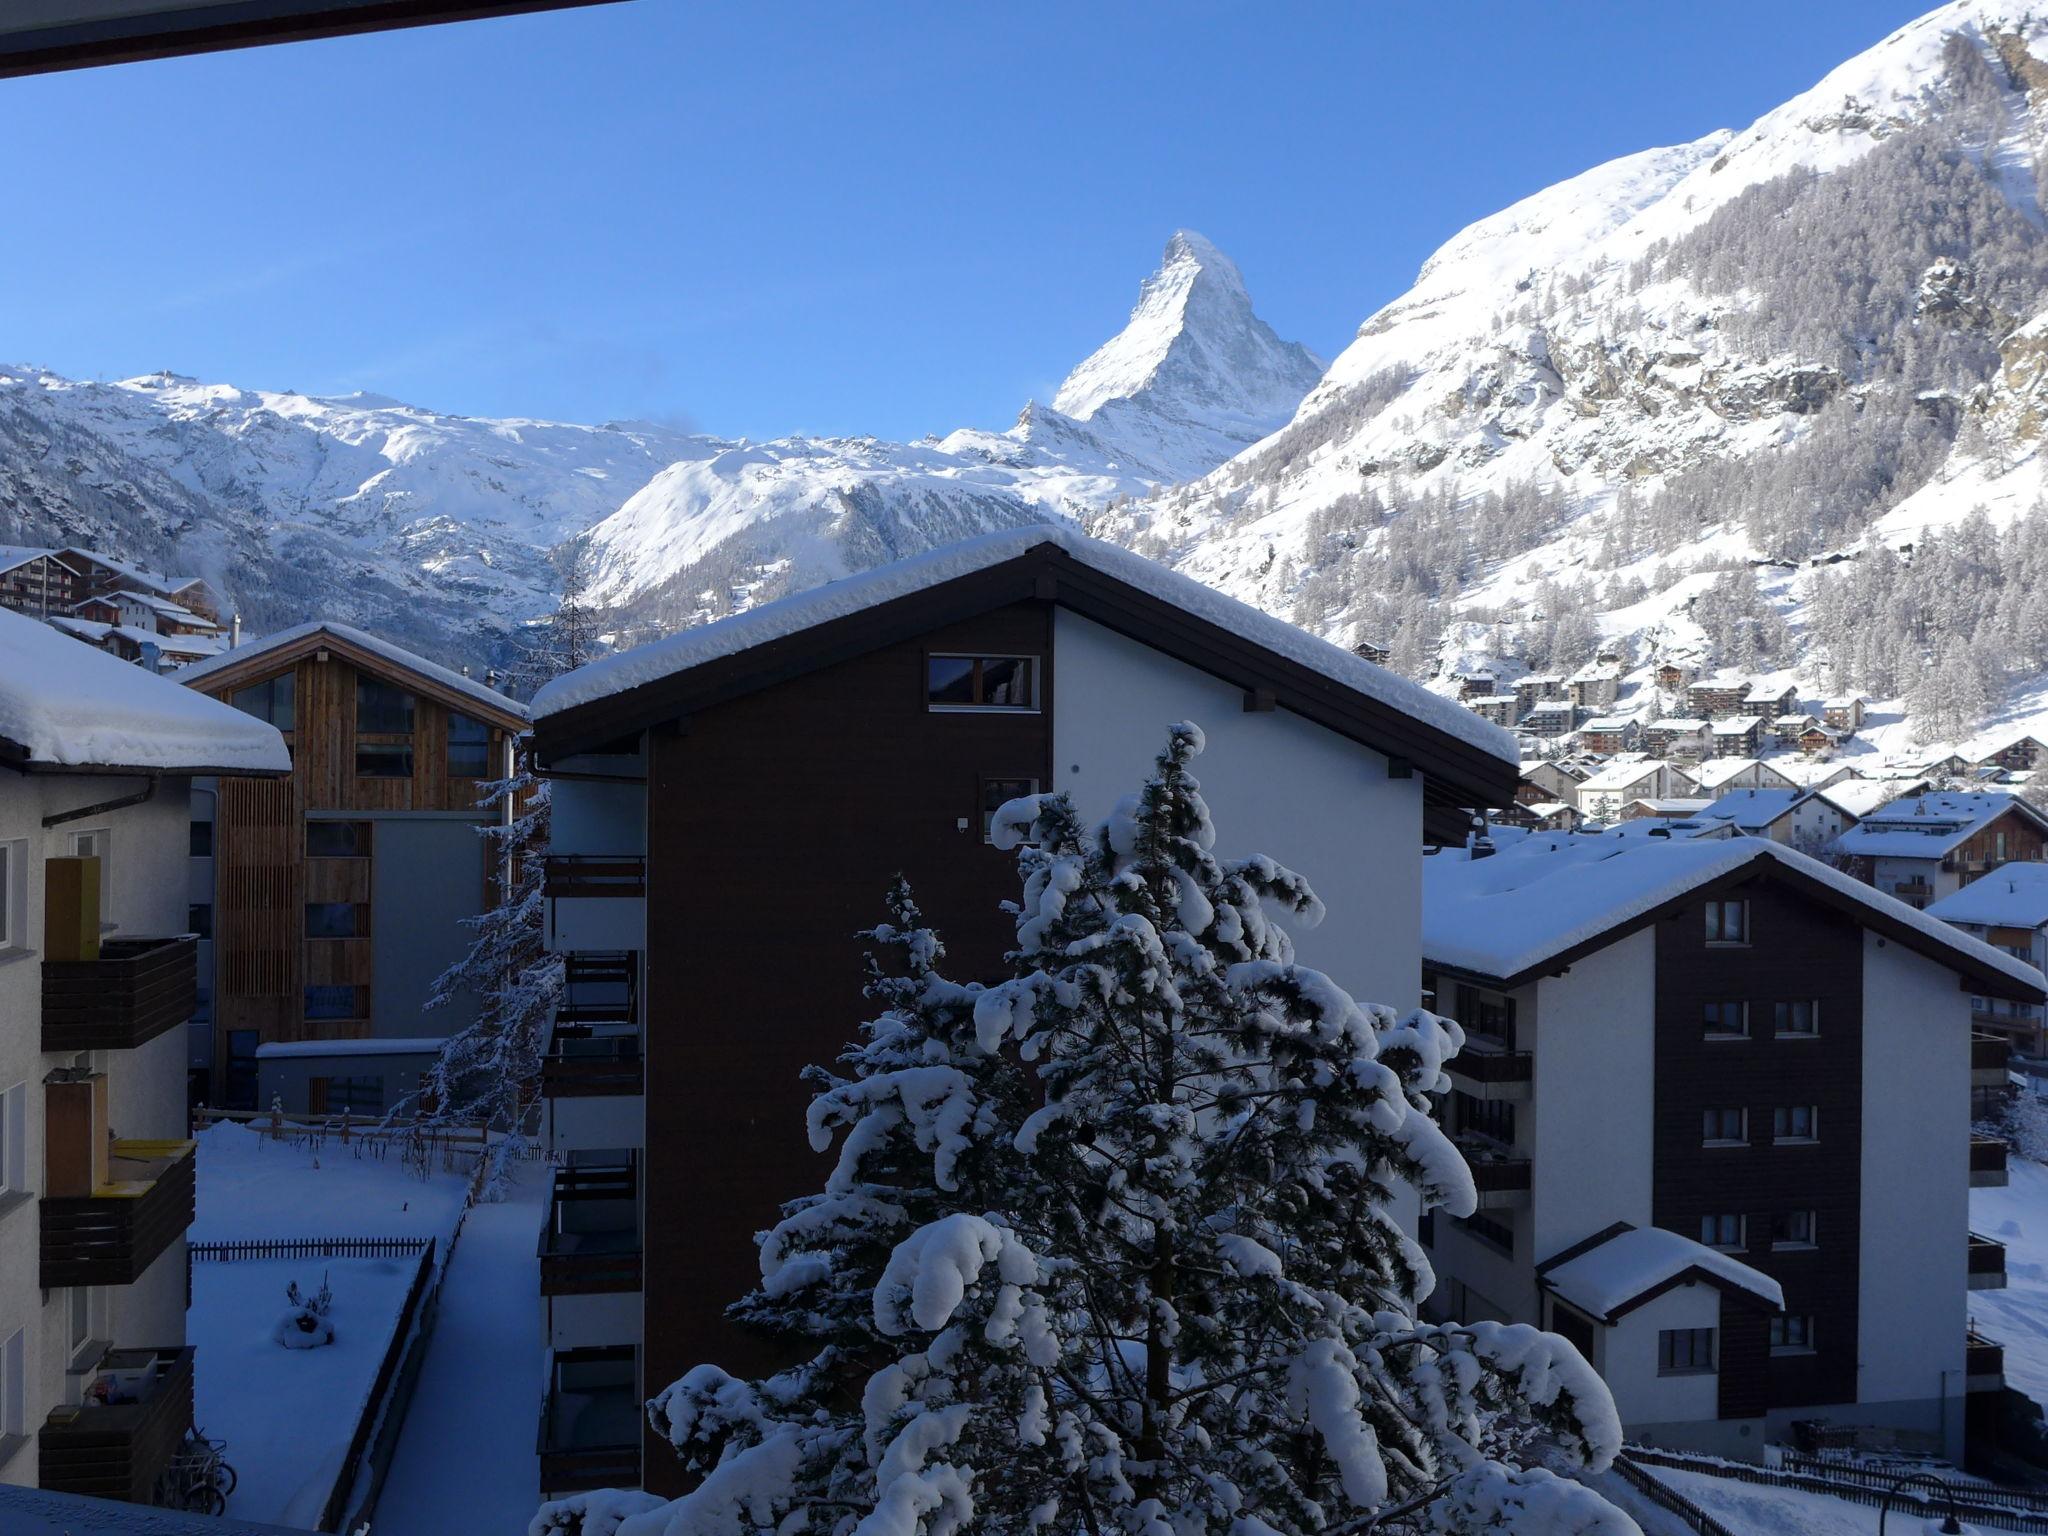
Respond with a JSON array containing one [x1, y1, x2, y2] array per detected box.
[[927, 655, 1038, 712]]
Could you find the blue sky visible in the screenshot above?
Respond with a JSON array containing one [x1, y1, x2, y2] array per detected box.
[[3, 0, 1936, 442]]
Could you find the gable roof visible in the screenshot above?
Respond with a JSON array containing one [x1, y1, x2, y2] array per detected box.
[[1538, 1223, 1782, 1325], [177, 621, 528, 730], [1696, 787, 1810, 832], [1578, 758, 1675, 793], [0, 543, 56, 575], [530, 528, 1518, 814], [1833, 791, 2048, 860], [1926, 865, 2048, 932], [1421, 831, 2044, 1000]]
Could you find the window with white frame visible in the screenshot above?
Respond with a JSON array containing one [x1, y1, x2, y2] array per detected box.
[[1769, 1209, 1817, 1249], [1701, 1107, 1748, 1146], [1772, 1105, 1818, 1143], [1769, 1314, 1816, 1354], [1699, 1213, 1745, 1252], [1658, 1327, 1716, 1374], [1773, 999, 1819, 1037], [1702, 1001, 1748, 1039], [1704, 899, 1748, 944]]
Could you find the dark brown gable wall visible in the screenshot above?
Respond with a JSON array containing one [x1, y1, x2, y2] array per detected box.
[[641, 601, 1052, 1494], [1651, 875, 1863, 1421]]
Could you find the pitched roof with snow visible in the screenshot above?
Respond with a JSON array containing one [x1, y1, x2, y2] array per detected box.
[[1421, 829, 2044, 999], [1578, 715, 1637, 731], [1578, 759, 1674, 792], [1646, 717, 1708, 732], [0, 608, 288, 775], [178, 620, 528, 727], [0, 543, 56, 575], [1833, 791, 2048, 859], [1813, 777, 1910, 819], [1925, 865, 2048, 932], [530, 527, 1518, 810], [1690, 756, 1769, 791], [1711, 715, 1765, 734], [1539, 1224, 1782, 1325], [1696, 787, 1808, 831]]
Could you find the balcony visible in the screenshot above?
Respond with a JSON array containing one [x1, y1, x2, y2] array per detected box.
[[1969, 1233, 2008, 1291], [546, 859, 647, 952], [1444, 1046, 1532, 1104], [42, 936, 197, 1052], [40, 1140, 197, 1288], [1973, 1032, 2013, 1087], [38, 1346, 193, 1505], [1466, 1153, 1532, 1211], [544, 856, 646, 898], [540, 1159, 641, 1295], [1967, 1327, 2005, 1392], [539, 1347, 641, 1493], [544, 952, 642, 1098], [1971, 1135, 2010, 1189]]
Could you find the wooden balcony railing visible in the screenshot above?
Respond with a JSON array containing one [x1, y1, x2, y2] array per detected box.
[[1467, 1157, 1532, 1196], [40, 1140, 196, 1288], [42, 936, 197, 1052], [1969, 1233, 2008, 1288], [544, 857, 646, 899], [539, 1163, 641, 1295], [1971, 1135, 2010, 1187], [538, 1347, 641, 1493], [1973, 1033, 2013, 1075], [38, 1346, 193, 1505], [1967, 1328, 2005, 1387], [1449, 1049, 1532, 1084], [542, 1023, 644, 1097]]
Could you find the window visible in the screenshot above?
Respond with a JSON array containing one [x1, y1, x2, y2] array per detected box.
[[1418, 1207, 1436, 1248], [225, 1029, 261, 1110], [321, 1075, 384, 1115], [307, 821, 371, 858], [1456, 985, 1516, 1048], [448, 712, 492, 778], [980, 776, 1038, 841], [305, 903, 365, 939], [69, 829, 111, 921], [68, 1285, 94, 1353], [1774, 1000, 1819, 1037], [1658, 1328, 1716, 1374], [186, 904, 213, 940], [1769, 1210, 1817, 1249], [189, 820, 214, 858], [1702, 1107, 1748, 1146], [0, 1082, 23, 1197], [1703, 1001, 1748, 1039], [230, 673, 295, 731], [0, 842, 11, 949], [1, 1328, 21, 1440], [927, 654, 1038, 711], [1700, 1213, 1745, 1252], [1769, 1314, 1817, 1354], [304, 985, 366, 1021], [1454, 1090, 1516, 1147], [357, 678, 415, 734], [355, 741, 415, 778], [1772, 1105, 1817, 1143], [1705, 900, 1748, 944]]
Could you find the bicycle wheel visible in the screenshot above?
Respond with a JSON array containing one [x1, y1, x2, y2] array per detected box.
[[216, 1460, 239, 1496], [186, 1484, 226, 1517]]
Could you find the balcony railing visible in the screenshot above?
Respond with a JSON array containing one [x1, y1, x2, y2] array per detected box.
[[42, 936, 197, 1052], [1971, 1135, 2010, 1188], [1974, 1033, 2014, 1074], [540, 1161, 641, 1295], [544, 857, 646, 899], [1969, 1233, 2008, 1290], [543, 1023, 644, 1097], [40, 1140, 197, 1288], [1967, 1327, 2005, 1389], [558, 951, 638, 1025], [1448, 1049, 1532, 1084], [539, 1347, 642, 1492], [38, 1346, 194, 1505]]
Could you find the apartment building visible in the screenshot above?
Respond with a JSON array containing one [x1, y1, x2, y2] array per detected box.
[[525, 527, 1520, 1496], [176, 623, 528, 1109], [1578, 759, 1699, 824], [1418, 832, 2042, 1460], [1833, 792, 2048, 911], [0, 609, 287, 1501], [1927, 866, 2048, 1060]]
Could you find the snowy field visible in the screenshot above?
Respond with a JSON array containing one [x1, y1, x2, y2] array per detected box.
[[193, 1120, 471, 1245], [1972, 1153, 2048, 1407], [192, 1255, 420, 1527]]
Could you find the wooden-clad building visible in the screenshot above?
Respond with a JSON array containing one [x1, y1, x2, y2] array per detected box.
[[177, 622, 528, 1107]]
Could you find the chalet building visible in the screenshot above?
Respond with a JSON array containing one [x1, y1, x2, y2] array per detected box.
[[1644, 718, 1713, 762], [1655, 662, 1693, 692], [0, 610, 288, 1503], [1622, 797, 1717, 823], [1454, 671, 1500, 702], [1971, 735, 2048, 777], [1833, 793, 2048, 911], [1743, 683, 1799, 720], [1928, 867, 2048, 1061], [1799, 723, 1846, 759], [1573, 759, 1698, 825], [1817, 777, 1926, 821], [0, 547, 88, 618], [1575, 716, 1641, 756], [1822, 696, 1866, 735], [1469, 694, 1520, 729], [1691, 758, 1797, 799], [1352, 638, 1390, 666], [1515, 674, 1567, 714], [1775, 761, 1860, 794], [1420, 833, 2044, 1460], [1517, 760, 1585, 810], [1696, 789, 1856, 849], [1521, 699, 1576, 738], [525, 528, 1519, 1496], [1710, 717, 1766, 759], [175, 623, 528, 1109], [1771, 714, 1820, 748], [1686, 676, 1754, 720], [1567, 667, 1622, 712]]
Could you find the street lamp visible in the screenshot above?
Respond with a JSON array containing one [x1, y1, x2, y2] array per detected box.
[[1876, 1470, 1965, 1535]]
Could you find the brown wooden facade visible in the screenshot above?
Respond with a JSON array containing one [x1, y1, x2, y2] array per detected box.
[[185, 629, 525, 1102]]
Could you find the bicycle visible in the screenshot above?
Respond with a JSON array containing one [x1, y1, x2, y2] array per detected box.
[[154, 1427, 237, 1515]]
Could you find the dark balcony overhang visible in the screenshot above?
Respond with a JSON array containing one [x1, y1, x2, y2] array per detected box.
[[539, 1346, 641, 1493], [42, 937, 197, 1052], [539, 1163, 641, 1295], [543, 1024, 643, 1097], [1971, 1135, 2010, 1188], [40, 1140, 196, 1288], [544, 856, 646, 898], [38, 1346, 193, 1505], [1969, 1233, 2008, 1290], [1966, 1327, 2005, 1390]]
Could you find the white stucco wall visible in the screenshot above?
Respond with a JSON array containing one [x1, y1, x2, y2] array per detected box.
[[1051, 611, 1424, 1011], [1857, 933, 1968, 1448], [551, 776, 647, 858], [1601, 1284, 1725, 1432]]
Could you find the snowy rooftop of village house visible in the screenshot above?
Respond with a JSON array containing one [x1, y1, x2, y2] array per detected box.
[[178, 619, 529, 721], [1577, 758, 1677, 791], [1925, 864, 2048, 930], [1695, 787, 1808, 831], [1711, 715, 1766, 734], [1422, 830, 2046, 992], [0, 608, 289, 774], [0, 543, 56, 574], [50, 616, 223, 657], [530, 526, 1518, 764], [1832, 790, 2044, 858], [1540, 1225, 1782, 1325], [1577, 714, 1637, 731], [1645, 717, 1708, 732], [1814, 776, 1921, 818], [1689, 756, 1776, 791]]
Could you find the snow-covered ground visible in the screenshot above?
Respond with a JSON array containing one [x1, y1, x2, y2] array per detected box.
[[374, 1167, 548, 1536], [192, 1255, 421, 1527], [192, 1121, 471, 1246], [1649, 1465, 1920, 1535], [1972, 1153, 2048, 1407]]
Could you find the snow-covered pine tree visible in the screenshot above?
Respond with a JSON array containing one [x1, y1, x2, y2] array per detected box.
[[532, 724, 1631, 1536]]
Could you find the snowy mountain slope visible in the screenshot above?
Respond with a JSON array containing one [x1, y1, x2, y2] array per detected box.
[[1097, 0, 2048, 754], [580, 231, 1321, 626]]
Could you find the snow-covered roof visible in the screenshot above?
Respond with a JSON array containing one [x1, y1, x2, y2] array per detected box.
[[1577, 715, 1636, 731], [1421, 830, 2045, 996], [0, 543, 55, 575], [1815, 777, 1914, 819], [1926, 866, 2048, 932], [1690, 756, 1766, 790], [1711, 715, 1765, 733], [1525, 700, 1574, 714], [1540, 1225, 1782, 1325], [1742, 683, 1795, 703], [1646, 717, 1707, 732], [0, 608, 289, 774], [1823, 695, 1865, 709], [1772, 713, 1817, 727], [1519, 673, 1566, 686], [1833, 792, 2045, 859], [255, 1037, 445, 1059], [178, 620, 528, 724], [1627, 798, 1714, 815], [532, 526, 1516, 769], [1578, 759, 1672, 792], [1696, 787, 1807, 831], [0, 1482, 309, 1535]]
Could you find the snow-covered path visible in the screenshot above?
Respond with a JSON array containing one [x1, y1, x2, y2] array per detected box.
[[375, 1165, 549, 1536]]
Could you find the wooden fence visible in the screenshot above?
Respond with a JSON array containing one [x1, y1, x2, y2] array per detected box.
[[318, 1239, 438, 1533], [191, 1237, 429, 1262], [1627, 1445, 2048, 1534], [1777, 1451, 2048, 1516], [191, 1106, 492, 1173], [1609, 1454, 1741, 1536]]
